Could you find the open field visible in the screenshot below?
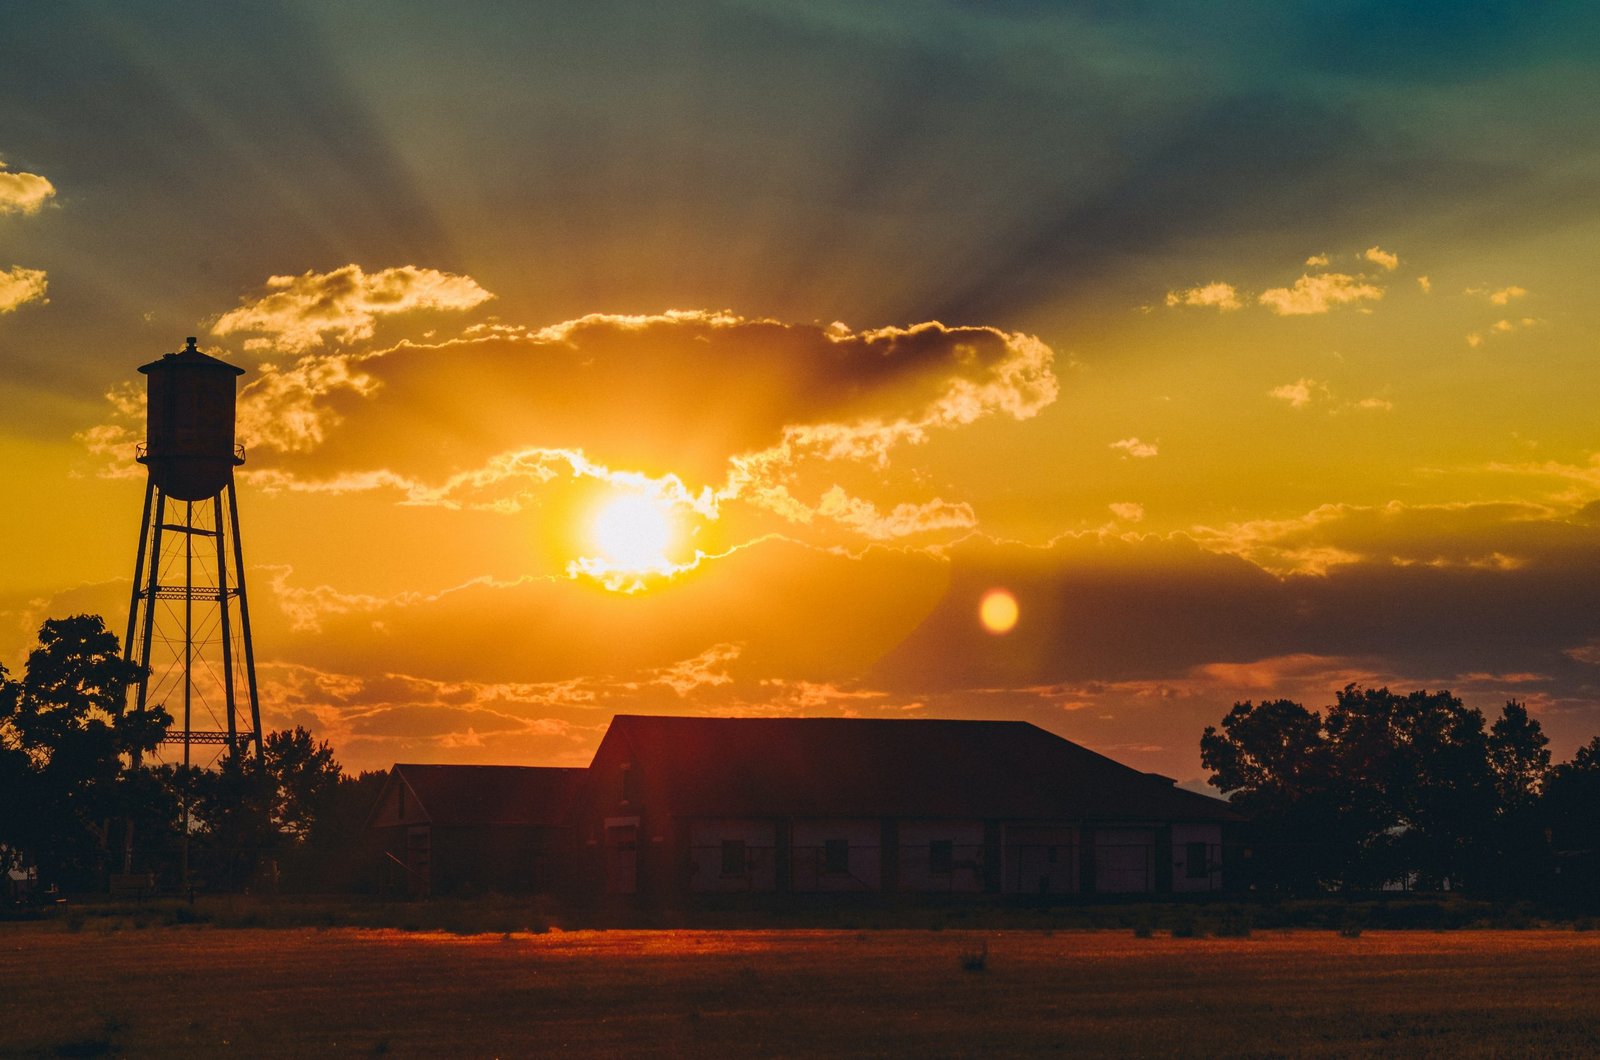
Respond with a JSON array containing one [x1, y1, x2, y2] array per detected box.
[[6, 924, 1600, 1057]]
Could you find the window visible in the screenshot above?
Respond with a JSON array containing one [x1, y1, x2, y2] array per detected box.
[[930, 839, 955, 874], [823, 838, 849, 875], [721, 839, 746, 877], [1186, 841, 1210, 879]]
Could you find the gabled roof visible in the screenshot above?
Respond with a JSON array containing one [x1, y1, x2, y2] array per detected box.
[[392, 764, 586, 827], [602, 715, 1239, 823]]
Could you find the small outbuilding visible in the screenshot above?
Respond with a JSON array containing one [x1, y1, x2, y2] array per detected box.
[[367, 764, 585, 897]]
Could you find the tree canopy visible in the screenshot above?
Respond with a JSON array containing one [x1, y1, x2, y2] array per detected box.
[[1202, 686, 1591, 896]]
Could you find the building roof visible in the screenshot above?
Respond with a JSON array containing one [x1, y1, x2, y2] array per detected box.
[[603, 715, 1239, 823], [138, 336, 246, 376], [392, 764, 586, 827]]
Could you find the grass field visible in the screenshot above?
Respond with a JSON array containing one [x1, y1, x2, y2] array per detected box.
[[6, 922, 1600, 1057]]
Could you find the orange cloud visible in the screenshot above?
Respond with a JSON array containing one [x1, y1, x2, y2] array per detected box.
[[1258, 272, 1384, 315], [1164, 282, 1243, 311], [1268, 378, 1328, 408], [213, 264, 494, 352], [0, 161, 54, 215], [1363, 246, 1399, 271], [0, 266, 47, 313], [1110, 437, 1158, 459]]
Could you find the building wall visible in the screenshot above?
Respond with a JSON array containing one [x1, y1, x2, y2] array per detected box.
[[1169, 822, 1224, 893], [1002, 825, 1078, 895], [686, 818, 778, 893], [791, 818, 882, 892], [1093, 828, 1157, 894], [897, 820, 985, 893], [368, 775, 428, 829]]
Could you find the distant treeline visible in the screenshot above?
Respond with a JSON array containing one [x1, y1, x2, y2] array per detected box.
[[1202, 686, 1600, 901]]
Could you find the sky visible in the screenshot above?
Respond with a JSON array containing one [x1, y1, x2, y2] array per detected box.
[[4, 1, 1600, 786]]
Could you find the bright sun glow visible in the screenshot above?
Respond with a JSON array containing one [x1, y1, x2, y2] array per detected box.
[[979, 588, 1019, 635], [591, 493, 677, 573]]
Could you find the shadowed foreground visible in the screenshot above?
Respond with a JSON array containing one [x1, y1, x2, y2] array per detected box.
[[7, 926, 1600, 1056]]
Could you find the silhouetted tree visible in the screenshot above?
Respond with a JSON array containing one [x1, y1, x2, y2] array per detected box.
[[0, 616, 169, 889], [188, 728, 356, 891], [1544, 738, 1600, 855], [1201, 699, 1346, 888], [1476, 700, 1557, 896], [1487, 700, 1551, 808], [1203, 685, 1534, 893], [264, 726, 343, 842], [188, 748, 274, 890], [1324, 686, 1498, 890]]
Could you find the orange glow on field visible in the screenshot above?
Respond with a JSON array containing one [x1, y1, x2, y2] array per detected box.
[[979, 589, 1019, 634]]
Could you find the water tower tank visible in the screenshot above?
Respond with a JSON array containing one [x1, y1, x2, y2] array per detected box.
[[137, 337, 245, 501]]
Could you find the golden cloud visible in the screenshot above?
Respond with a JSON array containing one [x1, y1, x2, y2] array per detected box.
[[1164, 282, 1243, 311], [1268, 378, 1327, 409], [1187, 499, 1566, 577], [1258, 272, 1384, 315], [213, 264, 494, 352], [0, 266, 48, 313], [0, 162, 54, 215], [1363, 246, 1399, 271], [198, 312, 1056, 557], [1110, 437, 1158, 459]]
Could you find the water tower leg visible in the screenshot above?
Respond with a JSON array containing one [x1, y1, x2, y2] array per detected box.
[[227, 477, 264, 759], [123, 476, 155, 768], [214, 492, 237, 749]]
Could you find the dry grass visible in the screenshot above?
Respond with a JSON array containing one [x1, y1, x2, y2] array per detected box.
[[5, 924, 1600, 1056]]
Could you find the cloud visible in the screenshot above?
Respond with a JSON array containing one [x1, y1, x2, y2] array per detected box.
[[212, 264, 494, 352], [1258, 272, 1384, 315], [1187, 500, 1570, 577], [1418, 276, 1432, 293], [1467, 316, 1542, 347], [1110, 437, 1158, 459], [868, 510, 1600, 756], [1363, 245, 1399, 271], [0, 161, 55, 215], [651, 642, 743, 696], [1164, 282, 1242, 311], [96, 311, 1056, 566], [1268, 378, 1327, 409], [816, 486, 977, 540], [0, 267, 48, 313], [1109, 502, 1145, 523], [1305, 254, 1330, 267], [1467, 285, 1530, 305]]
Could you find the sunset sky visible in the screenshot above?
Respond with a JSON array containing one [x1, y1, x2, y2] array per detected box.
[[4, 2, 1600, 786]]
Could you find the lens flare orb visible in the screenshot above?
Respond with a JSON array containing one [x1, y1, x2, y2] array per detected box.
[[979, 588, 1019, 635]]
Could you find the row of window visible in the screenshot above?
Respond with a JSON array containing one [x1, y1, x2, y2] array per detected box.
[[718, 839, 1212, 878]]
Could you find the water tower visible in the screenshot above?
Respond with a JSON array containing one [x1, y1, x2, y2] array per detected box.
[[123, 337, 262, 767]]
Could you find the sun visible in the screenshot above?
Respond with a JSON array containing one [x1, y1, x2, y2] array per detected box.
[[591, 493, 677, 573]]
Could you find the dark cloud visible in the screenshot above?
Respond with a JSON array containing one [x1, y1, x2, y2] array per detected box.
[[870, 510, 1600, 699], [235, 314, 1049, 486]]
